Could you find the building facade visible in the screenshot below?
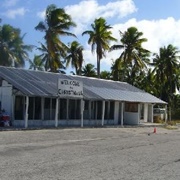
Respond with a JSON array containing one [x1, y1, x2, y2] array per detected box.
[[0, 67, 167, 128]]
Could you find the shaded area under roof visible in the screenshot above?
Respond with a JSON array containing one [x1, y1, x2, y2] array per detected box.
[[0, 66, 166, 104]]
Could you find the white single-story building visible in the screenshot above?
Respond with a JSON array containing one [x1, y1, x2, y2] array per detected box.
[[0, 66, 167, 128]]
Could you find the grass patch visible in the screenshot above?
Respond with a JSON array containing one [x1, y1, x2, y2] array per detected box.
[[163, 120, 180, 130], [164, 125, 178, 130]]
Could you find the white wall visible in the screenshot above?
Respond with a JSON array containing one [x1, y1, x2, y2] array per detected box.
[[0, 80, 12, 117], [124, 112, 139, 125]]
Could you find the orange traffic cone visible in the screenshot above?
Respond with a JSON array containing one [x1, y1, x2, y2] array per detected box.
[[153, 127, 156, 133]]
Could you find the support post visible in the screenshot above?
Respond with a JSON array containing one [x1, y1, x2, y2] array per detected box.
[[102, 101, 105, 126], [50, 98, 52, 120], [138, 103, 141, 124], [143, 104, 148, 122], [41, 97, 44, 120], [165, 104, 167, 123], [25, 96, 29, 128], [55, 98, 59, 127], [150, 104, 154, 123], [11, 95, 15, 125], [121, 102, 124, 126], [107, 101, 110, 120], [81, 99, 84, 127], [88, 101, 91, 120]]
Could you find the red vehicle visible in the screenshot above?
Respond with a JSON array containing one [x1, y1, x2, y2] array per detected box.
[[0, 110, 10, 127]]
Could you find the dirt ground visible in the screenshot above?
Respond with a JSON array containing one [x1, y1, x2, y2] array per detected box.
[[0, 126, 180, 180]]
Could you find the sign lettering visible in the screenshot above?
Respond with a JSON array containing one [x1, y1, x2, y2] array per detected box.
[[58, 79, 83, 98]]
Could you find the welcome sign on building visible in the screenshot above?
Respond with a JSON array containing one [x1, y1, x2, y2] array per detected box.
[[58, 79, 83, 98]]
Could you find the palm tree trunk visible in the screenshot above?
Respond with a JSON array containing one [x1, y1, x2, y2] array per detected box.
[[97, 54, 100, 78]]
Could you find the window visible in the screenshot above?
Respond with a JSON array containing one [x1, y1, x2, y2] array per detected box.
[[84, 100, 89, 111], [68, 99, 81, 119], [28, 97, 34, 119], [91, 101, 96, 119], [125, 103, 138, 112], [69, 99, 76, 119], [83, 100, 89, 119], [97, 101, 102, 120], [109, 101, 114, 119], [34, 97, 41, 119], [59, 99, 67, 119], [14, 96, 24, 120], [44, 98, 50, 120], [28, 97, 41, 120]]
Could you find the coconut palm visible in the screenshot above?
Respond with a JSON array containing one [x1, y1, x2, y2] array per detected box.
[[29, 55, 44, 71], [35, 4, 76, 72], [66, 41, 84, 75], [82, 17, 117, 78], [111, 58, 127, 81], [152, 44, 180, 102], [36, 42, 66, 73], [111, 27, 150, 82], [152, 44, 180, 120], [0, 24, 32, 67], [81, 63, 97, 77], [100, 70, 111, 80]]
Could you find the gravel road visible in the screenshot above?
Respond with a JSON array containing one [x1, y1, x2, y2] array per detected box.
[[0, 127, 180, 180]]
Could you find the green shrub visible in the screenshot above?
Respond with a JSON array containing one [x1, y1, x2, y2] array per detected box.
[[171, 108, 180, 120], [154, 115, 164, 123]]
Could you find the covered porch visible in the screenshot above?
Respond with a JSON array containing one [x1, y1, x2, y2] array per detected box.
[[12, 95, 164, 128]]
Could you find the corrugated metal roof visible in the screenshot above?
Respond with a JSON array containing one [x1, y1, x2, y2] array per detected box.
[[0, 66, 166, 104]]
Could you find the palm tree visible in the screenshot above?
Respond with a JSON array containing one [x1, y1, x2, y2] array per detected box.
[[152, 44, 180, 101], [36, 42, 66, 73], [35, 4, 76, 72], [111, 58, 126, 81], [82, 17, 117, 78], [0, 24, 32, 67], [111, 27, 150, 82], [29, 55, 44, 71], [66, 41, 84, 75], [152, 44, 180, 120], [81, 63, 97, 77], [100, 70, 111, 80]]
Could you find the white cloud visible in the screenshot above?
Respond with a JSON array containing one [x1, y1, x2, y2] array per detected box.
[[3, 0, 19, 7], [37, 10, 45, 19], [83, 49, 96, 66], [65, 0, 137, 35], [111, 17, 180, 53], [99, 0, 137, 19], [4, 7, 26, 19]]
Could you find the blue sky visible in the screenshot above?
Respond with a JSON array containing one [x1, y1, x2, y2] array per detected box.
[[1, 0, 180, 73]]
